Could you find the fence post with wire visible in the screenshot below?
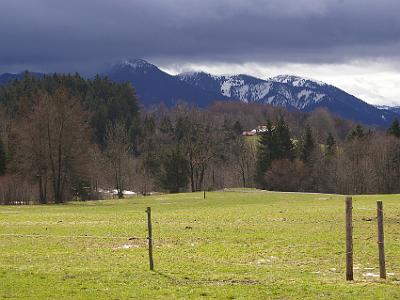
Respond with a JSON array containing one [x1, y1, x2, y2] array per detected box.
[[345, 196, 354, 281]]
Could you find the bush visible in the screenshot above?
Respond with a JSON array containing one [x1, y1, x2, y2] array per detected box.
[[265, 159, 308, 192]]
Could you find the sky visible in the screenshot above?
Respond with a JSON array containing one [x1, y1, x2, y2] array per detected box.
[[1, 0, 400, 105]]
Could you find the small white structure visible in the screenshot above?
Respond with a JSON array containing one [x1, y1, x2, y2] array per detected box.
[[242, 125, 269, 136]]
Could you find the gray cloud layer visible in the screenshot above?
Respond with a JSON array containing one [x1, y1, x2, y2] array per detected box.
[[1, 0, 400, 73]]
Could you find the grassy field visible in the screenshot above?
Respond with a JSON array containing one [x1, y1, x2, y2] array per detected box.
[[1, 190, 400, 299]]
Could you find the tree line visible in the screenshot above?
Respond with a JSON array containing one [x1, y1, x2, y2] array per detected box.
[[255, 115, 400, 194], [1, 73, 400, 204]]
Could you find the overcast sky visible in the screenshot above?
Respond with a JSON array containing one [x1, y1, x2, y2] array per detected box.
[[1, 0, 400, 105]]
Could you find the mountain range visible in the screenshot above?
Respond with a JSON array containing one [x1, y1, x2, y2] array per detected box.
[[1, 58, 399, 127]]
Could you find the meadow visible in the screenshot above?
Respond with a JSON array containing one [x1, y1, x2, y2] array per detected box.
[[1, 190, 399, 299]]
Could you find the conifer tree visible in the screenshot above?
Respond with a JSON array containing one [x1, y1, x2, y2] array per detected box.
[[388, 118, 400, 138], [299, 125, 315, 163], [256, 117, 294, 186], [347, 124, 365, 141], [326, 132, 336, 155], [233, 120, 243, 135], [159, 148, 189, 193], [255, 121, 273, 185], [273, 116, 294, 161]]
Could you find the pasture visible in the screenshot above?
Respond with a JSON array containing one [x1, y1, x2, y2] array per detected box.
[[1, 190, 399, 299]]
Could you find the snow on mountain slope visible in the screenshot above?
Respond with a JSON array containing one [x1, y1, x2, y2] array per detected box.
[[1, 59, 399, 127], [375, 105, 400, 115], [177, 71, 399, 126], [119, 58, 153, 69], [219, 76, 273, 103], [272, 75, 326, 88], [178, 72, 328, 109]]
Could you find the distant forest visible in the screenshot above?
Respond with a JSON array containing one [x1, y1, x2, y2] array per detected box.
[[1, 72, 400, 204]]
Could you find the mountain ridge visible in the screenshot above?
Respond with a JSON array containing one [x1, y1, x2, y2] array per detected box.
[[175, 67, 398, 127], [1, 59, 399, 127], [103, 59, 229, 107]]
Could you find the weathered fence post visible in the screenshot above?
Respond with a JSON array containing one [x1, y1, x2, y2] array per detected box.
[[345, 196, 354, 281], [377, 201, 386, 279], [203, 191, 206, 199], [146, 207, 154, 271]]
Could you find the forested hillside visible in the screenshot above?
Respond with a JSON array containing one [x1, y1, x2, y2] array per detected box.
[[1, 73, 400, 204], [0, 72, 140, 146], [0, 73, 140, 203]]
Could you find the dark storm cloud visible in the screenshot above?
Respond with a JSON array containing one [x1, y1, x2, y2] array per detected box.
[[1, 0, 400, 73]]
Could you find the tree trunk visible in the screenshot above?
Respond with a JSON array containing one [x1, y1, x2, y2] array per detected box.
[[198, 166, 206, 191], [115, 171, 124, 199], [189, 161, 195, 192], [38, 174, 47, 204]]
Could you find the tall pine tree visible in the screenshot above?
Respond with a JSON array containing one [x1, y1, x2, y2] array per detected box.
[[299, 125, 315, 163], [256, 117, 294, 187], [256, 121, 274, 185], [273, 116, 294, 161]]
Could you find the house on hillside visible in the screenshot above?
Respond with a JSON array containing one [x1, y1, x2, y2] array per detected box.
[[242, 125, 268, 136]]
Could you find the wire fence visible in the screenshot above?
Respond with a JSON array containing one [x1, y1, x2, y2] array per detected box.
[[1, 196, 399, 281]]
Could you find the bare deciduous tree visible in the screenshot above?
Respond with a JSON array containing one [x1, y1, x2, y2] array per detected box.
[[14, 89, 91, 203], [104, 121, 132, 198]]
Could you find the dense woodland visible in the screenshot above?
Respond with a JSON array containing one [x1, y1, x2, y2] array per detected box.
[[1, 73, 400, 204]]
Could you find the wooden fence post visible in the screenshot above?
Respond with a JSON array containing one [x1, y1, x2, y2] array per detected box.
[[377, 201, 386, 279], [146, 207, 154, 271], [345, 196, 354, 281], [203, 191, 206, 199]]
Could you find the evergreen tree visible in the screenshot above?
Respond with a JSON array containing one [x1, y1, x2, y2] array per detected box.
[[233, 120, 243, 135], [0, 73, 141, 148], [299, 125, 315, 163], [325, 132, 336, 155], [159, 148, 189, 193], [222, 119, 243, 144], [273, 116, 294, 161], [0, 138, 6, 175], [388, 118, 400, 138], [255, 117, 294, 186], [255, 121, 273, 185], [347, 124, 365, 141]]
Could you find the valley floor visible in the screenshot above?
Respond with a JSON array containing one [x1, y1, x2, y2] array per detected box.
[[1, 191, 400, 299]]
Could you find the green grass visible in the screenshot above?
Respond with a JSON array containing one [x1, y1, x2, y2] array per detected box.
[[1, 191, 400, 299]]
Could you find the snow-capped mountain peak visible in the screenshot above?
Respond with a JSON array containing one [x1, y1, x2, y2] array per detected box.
[[177, 71, 207, 77], [271, 75, 327, 88], [110, 58, 158, 72], [178, 72, 328, 108], [1, 58, 399, 127], [173, 69, 400, 126]]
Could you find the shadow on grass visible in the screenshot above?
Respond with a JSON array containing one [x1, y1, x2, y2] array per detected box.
[[153, 270, 193, 285], [153, 270, 261, 286]]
